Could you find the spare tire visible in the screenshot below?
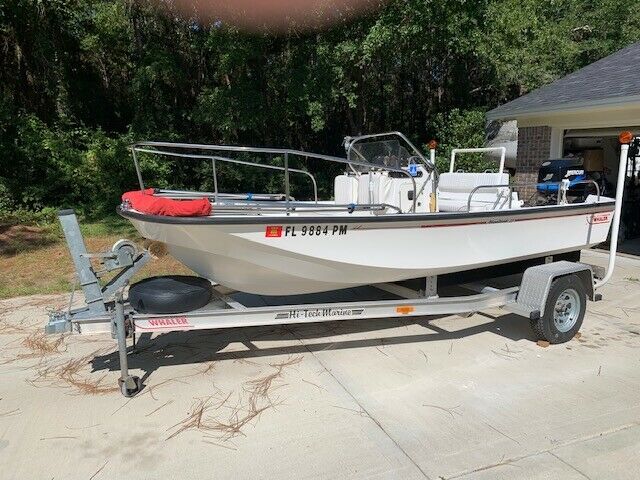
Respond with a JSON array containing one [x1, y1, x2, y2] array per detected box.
[[129, 276, 213, 314]]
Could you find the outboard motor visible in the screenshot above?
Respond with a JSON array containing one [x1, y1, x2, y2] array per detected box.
[[537, 158, 605, 203]]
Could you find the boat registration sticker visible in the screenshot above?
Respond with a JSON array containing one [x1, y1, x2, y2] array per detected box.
[[588, 213, 612, 224], [265, 225, 283, 237]]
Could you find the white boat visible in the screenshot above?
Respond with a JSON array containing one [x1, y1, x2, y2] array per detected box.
[[120, 132, 615, 295]]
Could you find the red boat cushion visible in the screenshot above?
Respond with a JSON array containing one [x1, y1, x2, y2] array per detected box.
[[122, 189, 212, 217]]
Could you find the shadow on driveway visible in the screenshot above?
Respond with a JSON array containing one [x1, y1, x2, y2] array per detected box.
[[91, 311, 536, 385]]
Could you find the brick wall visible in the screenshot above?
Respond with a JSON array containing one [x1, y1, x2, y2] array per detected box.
[[514, 126, 552, 202]]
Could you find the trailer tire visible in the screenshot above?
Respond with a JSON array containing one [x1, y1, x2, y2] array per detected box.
[[530, 274, 587, 344], [129, 275, 213, 314]]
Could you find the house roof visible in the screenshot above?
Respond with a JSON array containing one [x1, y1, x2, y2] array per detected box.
[[487, 42, 640, 121]]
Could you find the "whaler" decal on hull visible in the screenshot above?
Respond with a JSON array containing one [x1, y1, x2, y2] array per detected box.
[[588, 212, 612, 224]]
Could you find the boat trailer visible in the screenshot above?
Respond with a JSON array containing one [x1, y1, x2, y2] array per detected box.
[[44, 140, 633, 397]]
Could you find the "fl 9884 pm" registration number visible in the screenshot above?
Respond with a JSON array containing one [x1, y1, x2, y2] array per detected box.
[[265, 225, 348, 237]]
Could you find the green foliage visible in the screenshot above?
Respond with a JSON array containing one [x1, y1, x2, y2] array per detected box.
[[0, 206, 59, 227], [431, 109, 494, 173], [1, 0, 639, 224], [2, 114, 140, 217], [79, 216, 137, 237], [480, 0, 640, 99]]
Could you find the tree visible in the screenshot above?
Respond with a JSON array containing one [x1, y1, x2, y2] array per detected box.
[[1, 0, 639, 218]]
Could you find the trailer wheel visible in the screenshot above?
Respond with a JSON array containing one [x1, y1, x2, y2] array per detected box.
[[530, 274, 587, 344]]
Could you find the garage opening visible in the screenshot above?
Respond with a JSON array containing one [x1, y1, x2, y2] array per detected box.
[[564, 128, 640, 255]]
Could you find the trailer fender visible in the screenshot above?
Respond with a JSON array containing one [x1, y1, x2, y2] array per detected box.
[[516, 261, 596, 318]]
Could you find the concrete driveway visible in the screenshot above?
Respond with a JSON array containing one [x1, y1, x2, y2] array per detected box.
[[0, 250, 639, 480]]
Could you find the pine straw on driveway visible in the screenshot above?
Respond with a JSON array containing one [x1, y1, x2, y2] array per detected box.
[[0, 296, 306, 449]]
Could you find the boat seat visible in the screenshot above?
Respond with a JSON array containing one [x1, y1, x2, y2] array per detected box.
[[437, 172, 522, 212]]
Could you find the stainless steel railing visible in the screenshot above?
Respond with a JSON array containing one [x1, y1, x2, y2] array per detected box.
[[131, 139, 420, 212], [465, 179, 601, 212], [553, 179, 601, 205], [466, 184, 514, 212], [133, 147, 318, 204]]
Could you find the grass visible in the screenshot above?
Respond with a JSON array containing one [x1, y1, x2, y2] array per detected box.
[[0, 215, 192, 299]]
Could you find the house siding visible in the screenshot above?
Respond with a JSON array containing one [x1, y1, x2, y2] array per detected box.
[[514, 126, 552, 200]]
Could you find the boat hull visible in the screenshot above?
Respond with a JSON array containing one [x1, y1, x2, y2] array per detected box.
[[121, 202, 615, 295]]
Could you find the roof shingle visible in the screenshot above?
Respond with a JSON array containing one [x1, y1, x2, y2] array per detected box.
[[487, 42, 640, 120]]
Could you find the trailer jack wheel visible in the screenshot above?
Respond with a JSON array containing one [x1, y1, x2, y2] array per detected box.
[[119, 376, 141, 397], [530, 274, 587, 344]]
